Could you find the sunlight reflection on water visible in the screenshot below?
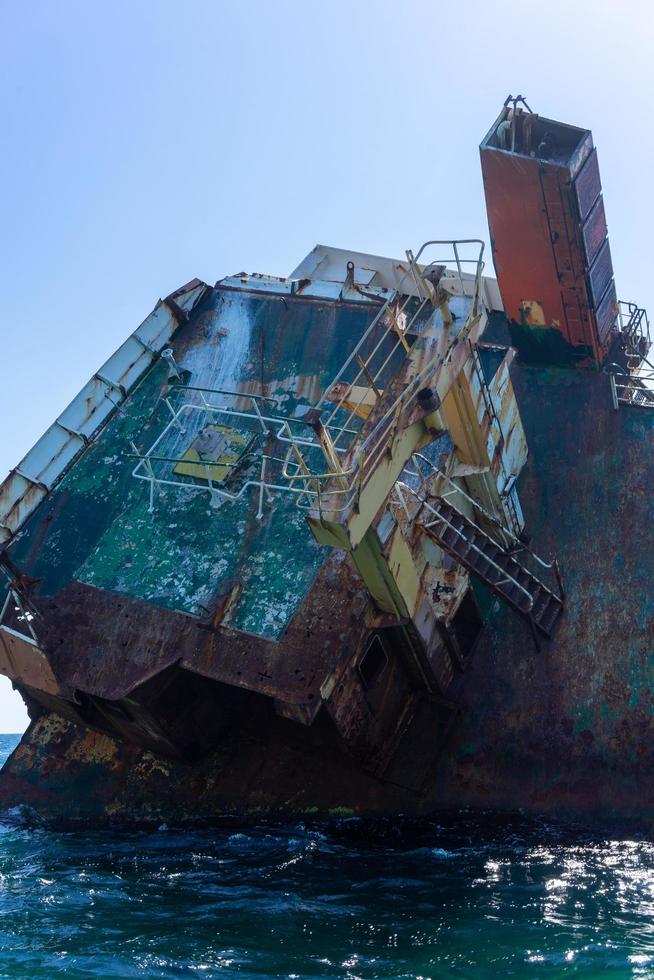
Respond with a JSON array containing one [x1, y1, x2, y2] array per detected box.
[[3, 735, 654, 977]]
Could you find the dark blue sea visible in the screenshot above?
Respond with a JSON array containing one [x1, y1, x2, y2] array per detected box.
[[2, 734, 654, 978]]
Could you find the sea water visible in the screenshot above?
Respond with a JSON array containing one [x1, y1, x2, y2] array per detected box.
[[1, 734, 654, 978]]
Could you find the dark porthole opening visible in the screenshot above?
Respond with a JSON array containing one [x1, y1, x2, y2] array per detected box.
[[358, 635, 389, 689]]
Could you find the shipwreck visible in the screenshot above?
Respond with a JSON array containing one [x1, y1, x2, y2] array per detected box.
[[0, 98, 652, 824]]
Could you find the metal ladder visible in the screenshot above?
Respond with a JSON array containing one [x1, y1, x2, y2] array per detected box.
[[620, 302, 650, 349], [418, 497, 563, 640], [609, 302, 654, 408], [395, 457, 564, 643]]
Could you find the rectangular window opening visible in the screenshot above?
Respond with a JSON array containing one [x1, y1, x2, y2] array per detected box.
[[358, 634, 389, 689]]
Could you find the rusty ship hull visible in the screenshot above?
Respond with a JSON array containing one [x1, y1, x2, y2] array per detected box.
[[1, 101, 652, 826]]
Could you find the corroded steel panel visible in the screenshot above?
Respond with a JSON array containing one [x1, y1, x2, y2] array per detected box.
[[595, 281, 619, 343], [480, 147, 598, 364], [489, 351, 528, 489], [434, 363, 654, 821], [480, 148, 565, 330], [582, 196, 608, 268], [6, 285, 382, 641], [0, 627, 63, 697], [480, 116, 615, 367], [2, 360, 651, 824], [0, 257, 499, 792], [588, 239, 614, 308], [574, 148, 601, 220]]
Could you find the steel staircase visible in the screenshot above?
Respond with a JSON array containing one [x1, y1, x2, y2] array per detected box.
[[619, 301, 650, 351], [419, 498, 564, 639], [610, 360, 654, 409]]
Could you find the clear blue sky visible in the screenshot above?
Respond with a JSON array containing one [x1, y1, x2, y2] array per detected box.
[[1, 0, 652, 732]]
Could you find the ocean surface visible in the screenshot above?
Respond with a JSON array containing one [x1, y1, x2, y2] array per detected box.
[[2, 734, 654, 978]]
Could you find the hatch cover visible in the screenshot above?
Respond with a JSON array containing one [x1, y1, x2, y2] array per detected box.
[[174, 425, 254, 482]]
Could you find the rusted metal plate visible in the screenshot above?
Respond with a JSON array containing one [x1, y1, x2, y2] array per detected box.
[[0, 477, 47, 544], [8, 357, 648, 825], [0, 627, 63, 697], [480, 117, 614, 367], [6, 284, 387, 640], [595, 281, 618, 343], [432, 361, 654, 821], [574, 148, 601, 220], [480, 148, 594, 362], [0, 710, 414, 824], [581, 196, 608, 269], [480, 149, 562, 323], [173, 425, 252, 481], [26, 546, 370, 717], [588, 239, 614, 308]]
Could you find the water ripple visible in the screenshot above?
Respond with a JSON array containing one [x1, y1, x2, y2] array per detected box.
[[3, 737, 654, 976]]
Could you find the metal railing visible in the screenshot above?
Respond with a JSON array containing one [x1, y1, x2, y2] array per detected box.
[[317, 242, 484, 443], [282, 240, 486, 513], [128, 241, 486, 520], [393, 477, 563, 613], [609, 364, 654, 409], [0, 560, 41, 644], [406, 482, 536, 609], [615, 301, 651, 376], [401, 455, 564, 598], [617, 301, 650, 348], [129, 385, 337, 518], [605, 300, 654, 408]]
